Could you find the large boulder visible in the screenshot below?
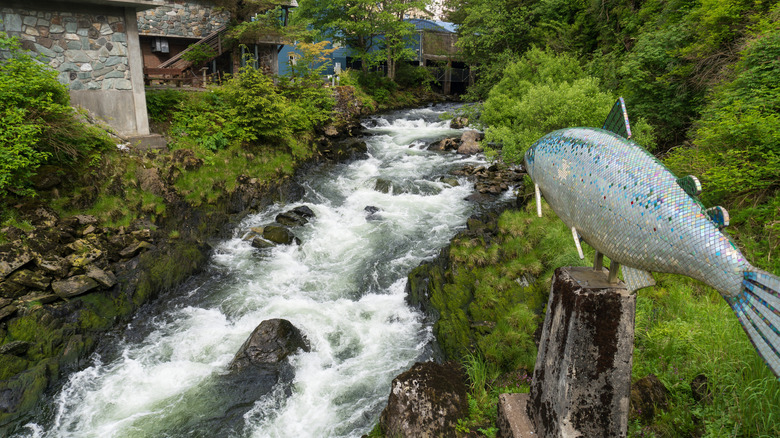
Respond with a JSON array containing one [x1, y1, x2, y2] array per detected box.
[[457, 130, 483, 155], [379, 361, 468, 438], [229, 318, 310, 371]]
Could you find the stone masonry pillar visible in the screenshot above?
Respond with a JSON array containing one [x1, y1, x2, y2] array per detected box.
[[527, 266, 636, 437]]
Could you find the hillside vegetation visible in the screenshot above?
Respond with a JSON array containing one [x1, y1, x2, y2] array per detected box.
[[436, 1, 779, 436]]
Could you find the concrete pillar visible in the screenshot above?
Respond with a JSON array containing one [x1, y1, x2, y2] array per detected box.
[[124, 6, 150, 135], [528, 266, 635, 438]]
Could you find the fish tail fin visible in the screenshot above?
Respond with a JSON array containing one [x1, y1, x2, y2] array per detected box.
[[730, 268, 780, 378]]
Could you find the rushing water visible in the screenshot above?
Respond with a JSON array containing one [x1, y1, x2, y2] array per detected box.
[[19, 104, 505, 438]]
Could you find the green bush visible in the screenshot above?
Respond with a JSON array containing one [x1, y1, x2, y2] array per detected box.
[[482, 48, 656, 164], [666, 17, 780, 208], [0, 31, 111, 197], [393, 62, 436, 90], [146, 89, 185, 123]]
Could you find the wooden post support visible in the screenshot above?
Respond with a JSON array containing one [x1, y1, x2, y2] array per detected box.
[[527, 266, 636, 437]]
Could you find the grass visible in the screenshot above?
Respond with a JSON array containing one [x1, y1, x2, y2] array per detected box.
[[427, 195, 780, 437], [629, 276, 780, 437]]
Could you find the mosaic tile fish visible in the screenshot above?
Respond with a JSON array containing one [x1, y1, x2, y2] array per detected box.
[[524, 98, 780, 378]]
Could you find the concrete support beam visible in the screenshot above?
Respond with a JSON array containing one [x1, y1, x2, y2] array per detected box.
[[528, 266, 635, 437], [125, 6, 150, 135]]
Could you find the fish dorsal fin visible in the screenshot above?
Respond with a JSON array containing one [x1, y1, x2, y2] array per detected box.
[[622, 266, 656, 292], [602, 97, 632, 139], [676, 175, 702, 198], [705, 206, 730, 229]]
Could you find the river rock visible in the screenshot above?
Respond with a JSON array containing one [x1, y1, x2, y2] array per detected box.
[[74, 214, 98, 226], [262, 225, 295, 245], [19, 292, 59, 304], [457, 130, 483, 155], [0, 281, 26, 299], [0, 340, 33, 356], [324, 137, 368, 161], [229, 318, 310, 371], [275, 212, 308, 227], [36, 255, 71, 278], [0, 304, 18, 321], [375, 178, 394, 194], [629, 374, 669, 422], [52, 275, 99, 298], [172, 148, 203, 170], [291, 206, 315, 219], [379, 361, 468, 438], [119, 241, 155, 259], [428, 137, 459, 152], [7, 269, 51, 290], [86, 266, 116, 288], [450, 117, 468, 129], [0, 247, 33, 279], [251, 236, 275, 249]]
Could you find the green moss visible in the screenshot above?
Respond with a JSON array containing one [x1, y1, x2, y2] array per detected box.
[[6, 311, 64, 363], [74, 292, 131, 331], [0, 354, 29, 380]]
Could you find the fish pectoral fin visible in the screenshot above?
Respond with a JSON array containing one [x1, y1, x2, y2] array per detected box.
[[705, 206, 730, 229], [571, 227, 584, 259], [535, 184, 542, 217], [602, 97, 632, 139], [676, 175, 702, 198], [622, 266, 656, 292]]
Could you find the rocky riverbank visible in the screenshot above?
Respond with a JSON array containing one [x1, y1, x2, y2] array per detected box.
[[0, 96, 513, 433], [0, 86, 374, 431]]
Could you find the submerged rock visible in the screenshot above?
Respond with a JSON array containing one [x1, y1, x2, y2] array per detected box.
[[379, 361, 468, 437]]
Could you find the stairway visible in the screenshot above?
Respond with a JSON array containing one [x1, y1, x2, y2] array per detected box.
[[157, 25, 227, 70]]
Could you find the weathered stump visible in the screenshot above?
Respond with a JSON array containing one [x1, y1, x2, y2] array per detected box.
[[528, 266, 636, 437]]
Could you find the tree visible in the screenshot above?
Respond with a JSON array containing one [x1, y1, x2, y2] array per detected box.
[[294, 0, 429, 77]]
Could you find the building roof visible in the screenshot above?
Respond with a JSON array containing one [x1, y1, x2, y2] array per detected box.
[[59, 0, 164, 11], [406, 18, 457, 33]]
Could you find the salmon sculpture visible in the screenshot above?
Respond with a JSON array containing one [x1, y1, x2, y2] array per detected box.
[[524, 98, 780, 378]]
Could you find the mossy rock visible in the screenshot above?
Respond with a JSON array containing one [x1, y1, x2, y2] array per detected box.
[[263, 224, 295, 245]]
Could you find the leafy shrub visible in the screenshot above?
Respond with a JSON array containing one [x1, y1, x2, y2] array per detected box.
[[0, 31, 111, 197], [146, 89, 185, 123], [393, 62, 436, 90], [358, 71, 397, 104], [180, 43, 218, 67], [482, 48, 655, 163], [666, 12, 780, 207]]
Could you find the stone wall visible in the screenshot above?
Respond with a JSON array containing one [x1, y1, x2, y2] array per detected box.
[[0, 8, 132, 91], [137, 0, 230, 38]]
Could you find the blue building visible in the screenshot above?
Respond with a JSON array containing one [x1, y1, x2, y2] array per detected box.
[[278, 18, 471, 94]]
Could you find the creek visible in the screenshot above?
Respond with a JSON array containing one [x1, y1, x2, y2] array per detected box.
[[17, 104, 506, 438]]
